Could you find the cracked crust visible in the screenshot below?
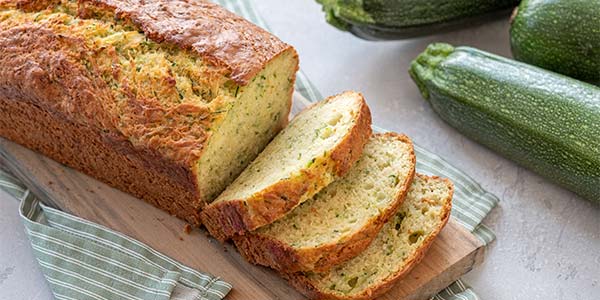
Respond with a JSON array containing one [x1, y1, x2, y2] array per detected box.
[[200, 92, 373, 241], [77, 0, 292, 85], [233, 133, 417, 273], [285, 175, 454, 300]]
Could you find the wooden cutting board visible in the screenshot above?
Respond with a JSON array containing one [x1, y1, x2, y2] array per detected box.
[[0, 93, 485, 300]]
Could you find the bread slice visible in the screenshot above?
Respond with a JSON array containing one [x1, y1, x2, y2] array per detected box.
[[234, 133, 416, 273], [286, 174, 453, 300], [201, 91, 372, 241]]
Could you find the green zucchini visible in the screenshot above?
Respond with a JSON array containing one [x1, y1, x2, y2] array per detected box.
[[510, 0, 600, 84], [316, 0, 519, 40], [409, 43, 600, 203]]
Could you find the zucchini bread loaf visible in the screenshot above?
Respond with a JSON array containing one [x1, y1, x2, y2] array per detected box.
[[0, 0, 298, 225]]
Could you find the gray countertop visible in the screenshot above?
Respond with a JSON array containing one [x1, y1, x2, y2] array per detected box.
[[1, 1, 599, 299]]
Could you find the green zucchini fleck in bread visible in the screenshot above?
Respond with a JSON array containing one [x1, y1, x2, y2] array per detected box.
[[201, 91, 372, 241], [234, 133, 416, 272], [287, 174, 453, 300]]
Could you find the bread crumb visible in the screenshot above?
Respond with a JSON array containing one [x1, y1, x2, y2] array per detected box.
[[184, 224, 192, 234]]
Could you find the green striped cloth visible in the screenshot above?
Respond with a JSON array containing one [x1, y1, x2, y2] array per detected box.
[[0, 1, 498, 300], [0, 166, 232, 300]]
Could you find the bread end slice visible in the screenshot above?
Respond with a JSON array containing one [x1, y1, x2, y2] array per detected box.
[[286, 174, 453, 300], [234, 133, 416, 273], [201, 91, 372, 241]]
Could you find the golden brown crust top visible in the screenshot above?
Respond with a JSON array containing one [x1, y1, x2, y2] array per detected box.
[[80, 0, 293, 85]]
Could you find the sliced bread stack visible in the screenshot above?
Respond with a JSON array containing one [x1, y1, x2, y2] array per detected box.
[[202, 91, 454, 300]]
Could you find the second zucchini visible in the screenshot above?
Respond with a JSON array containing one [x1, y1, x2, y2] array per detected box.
[[409, 43, 600, 203]]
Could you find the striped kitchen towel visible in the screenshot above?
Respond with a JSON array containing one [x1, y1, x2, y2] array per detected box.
[[0, 167, 231, 300]]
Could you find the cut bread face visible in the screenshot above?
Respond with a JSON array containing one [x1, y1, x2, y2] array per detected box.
[[234, 133, 416, 272], [201, 91, 372, 241], [287, 174, 453, 300], [195, 49, 298, 202]]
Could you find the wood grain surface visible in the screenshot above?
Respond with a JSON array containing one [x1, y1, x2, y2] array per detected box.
[[0, 93, 484, 300]]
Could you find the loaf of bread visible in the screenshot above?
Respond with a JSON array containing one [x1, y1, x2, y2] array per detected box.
[[0, 0, 298, 225], [286, 174, 453, 300], [201, 91, 372, 241], [234, 133, 416, 273]]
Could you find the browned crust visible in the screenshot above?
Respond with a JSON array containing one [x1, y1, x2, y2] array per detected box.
[[0, 22, 205, 222], [233, 133, 417, 273], [79, 0, 294, 85], [0, 96, 204, 225], [200, 91, 373, 242], [285, 174, 454, 300]]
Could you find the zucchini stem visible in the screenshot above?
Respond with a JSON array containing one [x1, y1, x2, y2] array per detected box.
[[409, 43, 455, 101]]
